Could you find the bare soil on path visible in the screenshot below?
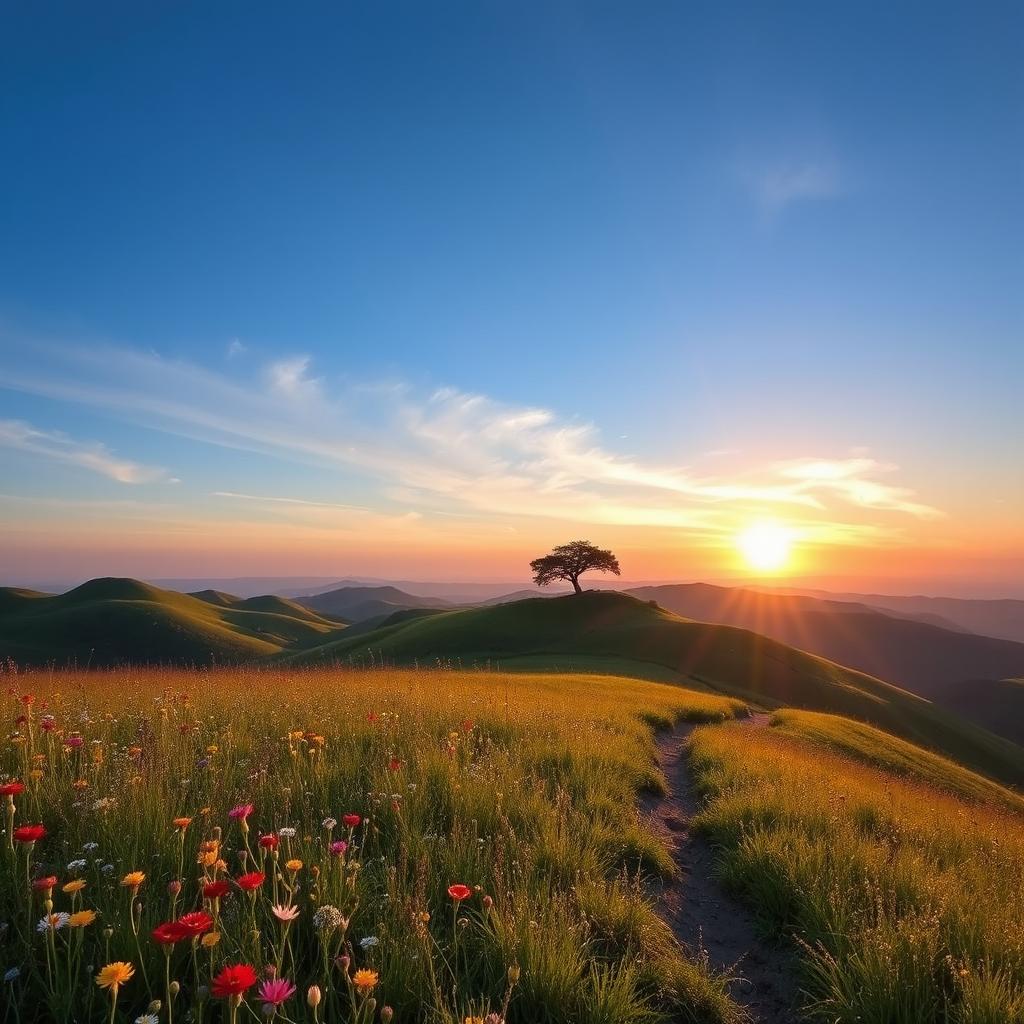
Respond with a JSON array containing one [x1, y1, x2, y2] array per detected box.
[[641, 716, 802, 1023]]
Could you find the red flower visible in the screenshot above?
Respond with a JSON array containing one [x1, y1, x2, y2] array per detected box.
[[202, 880, 231, 901], [342, 813, 361, 828], [32, 875, 57, 892], [211, 963, 258, 998], [175, 910, 214, 936], [152, 921, 189, 945], [388, 758, 403, 773], [20, 694, 34, 706], [258, 834, 279, 850], [235, 871, 265, 892], [448, 884, 472, 901], [0, 781, 25, 797], [40, 716, 56, 732], [13, 824, 46, 843]]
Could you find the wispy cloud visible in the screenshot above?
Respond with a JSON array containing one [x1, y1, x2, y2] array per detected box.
[[214, 491, 369, 512], [0, 419, 174, 484], [0, 340, 940, 546], [739, 157, 843, 218]]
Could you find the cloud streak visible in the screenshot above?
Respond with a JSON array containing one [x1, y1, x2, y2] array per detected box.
[[0, 340, 940, 545], [0, 419, 174, 484]]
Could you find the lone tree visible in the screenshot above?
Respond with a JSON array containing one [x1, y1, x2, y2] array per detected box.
[[530, 540, 621, 595]]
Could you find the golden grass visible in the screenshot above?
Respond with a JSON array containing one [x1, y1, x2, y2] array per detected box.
[[689, 722, 1024, 1023]]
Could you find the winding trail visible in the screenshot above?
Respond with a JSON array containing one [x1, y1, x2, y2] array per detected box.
[[641, 714, 800, 1023]]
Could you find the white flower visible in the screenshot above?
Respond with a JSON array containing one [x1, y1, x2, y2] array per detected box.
[[3, 966, 19, 982], [312, 905, 345, 932], [135, 1015, 159, 1024], [36, 913, 70, 933], [101, 864, 115, 874], [82, 842, 99, 852], [278, 827, 296, 839], [359, 935, 379, 949], [322, 817, 337, 830], [67, 859, 87, 872]]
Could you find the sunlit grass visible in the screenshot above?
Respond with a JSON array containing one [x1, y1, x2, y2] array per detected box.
[[0, 667, 744, 1023], [689, 722, 1024, 1023]]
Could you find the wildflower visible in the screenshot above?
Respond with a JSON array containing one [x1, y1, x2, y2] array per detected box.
[[82, 841, 99, 852], [13, 824, 46, 844], [96, 961, 134, 993], [152, 922, 189, 946], [272, 904, 300, 922], [278, 827, 296, 839], [168, 880, 182, 896], [121, 871, 146, 893], [32, 875, 58, 895], [329, 840, 348, 856], [201, 931, 222, 948], [4, 967, 20, 982], [37, 913, 70, 932], [176, 911, 213, 937], [259, 834, 279, 850], [258, 977, 297, 1008], [312, 905, 345, 932], [65, 735, 84, 749], [173, 817, 192, 829], [388, 758, 403, 772], [359, 935, 379, 949], [67, 858, 87, 872], [228, 803, 253, 822], [285, 858, 302, 872], [136, 1015, 159, 1024], [352, 969, 378, 993], [322, 817, 337, 830], [236, 871, 265, 892], [202, 880, 231, 901], [448, 884, 472, 901], [0, 781, 25, 796], [307, 985, 322, 1007], [68, 909, 97, 927], [211, 963, 258, 998], [342, 813, 361, 827]]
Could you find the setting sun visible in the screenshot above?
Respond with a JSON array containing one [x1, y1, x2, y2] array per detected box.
[[737, 522, 794, 572]]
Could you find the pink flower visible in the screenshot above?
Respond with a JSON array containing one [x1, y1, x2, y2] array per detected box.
[[329, 840, 348, 856], [258, 977, 297, 1007], [64, 735, 84, 749], [228, 803, 254, 821], [272, 904, 300, 922]]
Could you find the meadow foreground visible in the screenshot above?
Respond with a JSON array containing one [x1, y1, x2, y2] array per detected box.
[[0, 667, 742, 1024]]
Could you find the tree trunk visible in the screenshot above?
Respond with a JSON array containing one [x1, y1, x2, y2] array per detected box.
[[570, 576, 582, 594]]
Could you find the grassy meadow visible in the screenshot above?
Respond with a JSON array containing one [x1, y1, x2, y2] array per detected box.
[[689, 722, 1024, 1023], [0, 666, 744, 1024]]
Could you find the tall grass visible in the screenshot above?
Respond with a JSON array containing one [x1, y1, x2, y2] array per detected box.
[[0, 666, 743, 1023], [689, 722, 1024, 1023]]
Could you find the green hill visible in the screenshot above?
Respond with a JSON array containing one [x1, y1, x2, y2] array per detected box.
[[0, 578, 347, 666], [288, 590, 1024, 787]]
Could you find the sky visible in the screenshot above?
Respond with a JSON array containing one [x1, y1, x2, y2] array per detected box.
[[0, 2, 1021, 596]]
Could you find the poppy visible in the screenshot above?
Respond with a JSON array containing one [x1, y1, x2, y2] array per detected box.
[[448, 884, 472, 901]]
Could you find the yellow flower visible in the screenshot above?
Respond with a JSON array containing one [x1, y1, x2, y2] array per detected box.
[[29, 769, 44, 781], [285, 858, 303, 872], [197, 851, 217, 867], [206, 744, 218, 754], [352, 969, 378, 993], [69, 909, 97, 927], [465, 1018, 485, 1024], [96, 961, 134, 993], [120, 871, 145, 891], [73, 779, 88, 790], [63, 879, 87, 894], [201, 931, 221, 948]]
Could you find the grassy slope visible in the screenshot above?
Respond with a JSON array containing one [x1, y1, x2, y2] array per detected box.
[[771, 708, 1024, 811], [689, 723, 1024, 1022], [289, 590, 1024, 787], [0, 578, 347, 666]]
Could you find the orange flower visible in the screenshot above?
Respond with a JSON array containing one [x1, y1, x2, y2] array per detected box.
[[173, 816, 192, 829], [352, 969, 378, 993]]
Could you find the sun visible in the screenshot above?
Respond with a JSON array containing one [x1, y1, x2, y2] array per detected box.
[[736, 522, 794, 573]]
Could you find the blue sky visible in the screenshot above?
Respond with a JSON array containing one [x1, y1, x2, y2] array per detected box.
[[0, 2, 1021, 591]]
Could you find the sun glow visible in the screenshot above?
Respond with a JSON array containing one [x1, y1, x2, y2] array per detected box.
[[737, 522, 794, 573]]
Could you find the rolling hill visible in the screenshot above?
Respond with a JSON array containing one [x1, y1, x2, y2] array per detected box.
[[0, 578, 347, 666], [626, 583, 1024, 743], [300, 584, 451, 622], [286, 590, 1024, 787]]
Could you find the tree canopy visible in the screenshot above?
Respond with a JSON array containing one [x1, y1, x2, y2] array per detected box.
[[529, 540, 621, 595]]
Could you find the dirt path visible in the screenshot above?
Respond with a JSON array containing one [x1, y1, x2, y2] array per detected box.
[[641, 717, 800, 1023]]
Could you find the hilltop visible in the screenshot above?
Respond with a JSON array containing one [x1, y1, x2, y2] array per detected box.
[[300, 584, 451, 622], [287, 590, 1024, 787], [0, 577, 347, 666]]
